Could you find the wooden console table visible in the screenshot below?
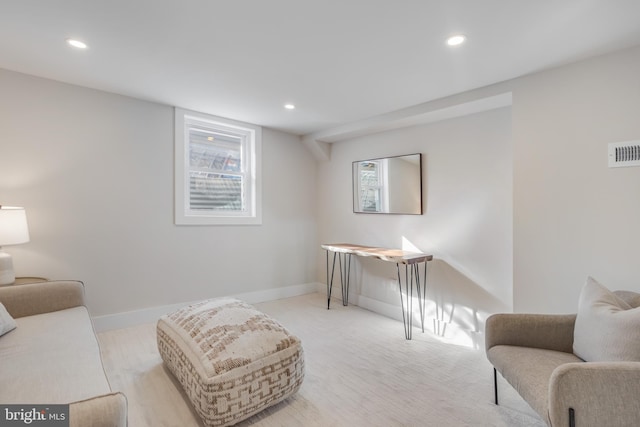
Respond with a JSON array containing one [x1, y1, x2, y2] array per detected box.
[[321, 243, 433, 340]]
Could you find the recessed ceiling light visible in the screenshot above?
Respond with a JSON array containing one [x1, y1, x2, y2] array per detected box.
[[66, 38, 88, 49], [446, 35, 466, 47], [207, 136, 214, 141], [284, 104, 296, 110]]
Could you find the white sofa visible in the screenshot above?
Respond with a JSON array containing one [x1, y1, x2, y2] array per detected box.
[[0, 281, 127, 426]]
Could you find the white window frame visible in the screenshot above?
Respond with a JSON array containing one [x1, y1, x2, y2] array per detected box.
[[356, 159, 387, 212], [175, 108, 262, 225]]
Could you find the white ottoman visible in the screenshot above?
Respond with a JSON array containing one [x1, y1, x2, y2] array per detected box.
[[157, 297, 304, 426]]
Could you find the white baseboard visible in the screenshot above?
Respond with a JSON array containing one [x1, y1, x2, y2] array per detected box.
[[92, 282, 321, 332], [231, 282, 320, 305], [356, 295, 404, 322]]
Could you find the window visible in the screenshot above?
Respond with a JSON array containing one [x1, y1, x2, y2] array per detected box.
[[175, 108, 261, 225], [356, 160, 388, 213]]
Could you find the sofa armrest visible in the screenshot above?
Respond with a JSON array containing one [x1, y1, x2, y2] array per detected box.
[[0, 281, 86, 318], [69, 392, 128, 427], [485, 313, 576, 353], [548, 362, 640, 427]]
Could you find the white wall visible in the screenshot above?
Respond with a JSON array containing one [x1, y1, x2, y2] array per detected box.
[[316, 44, 640, 336], [0, 69, 318, 317], [317, 107, 512, 346], [513, 45, 640, 313], [3, 44, 638, 334]]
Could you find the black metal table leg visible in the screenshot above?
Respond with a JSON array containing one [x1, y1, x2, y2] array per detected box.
[[338, 253, 352, 306], [416, 262, 427, 335], [398, 263, 415, 340], [326, 251, 338, 309], [327, 251, 352, 309], [397, 264, 408, 339], [397, 261, 428, 340]]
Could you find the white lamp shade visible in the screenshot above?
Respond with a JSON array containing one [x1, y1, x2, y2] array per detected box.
[[0, 206, 30, 246]]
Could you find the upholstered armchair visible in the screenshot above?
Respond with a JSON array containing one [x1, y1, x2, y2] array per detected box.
[[485, 278, 640, 427]]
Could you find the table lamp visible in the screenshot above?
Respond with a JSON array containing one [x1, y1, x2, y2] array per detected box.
[[0, 206, 30, 285]]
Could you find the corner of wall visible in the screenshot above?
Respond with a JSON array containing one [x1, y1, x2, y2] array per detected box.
[[302, 136, 331, 161]]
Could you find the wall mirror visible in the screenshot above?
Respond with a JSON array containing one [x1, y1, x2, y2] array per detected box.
[[352, 153, 422, 214]]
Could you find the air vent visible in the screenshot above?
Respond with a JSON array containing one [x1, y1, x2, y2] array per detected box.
[[608, 141, 640, 168]]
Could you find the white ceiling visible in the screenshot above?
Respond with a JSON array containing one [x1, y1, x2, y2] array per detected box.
[[2, 0, 640, 136]]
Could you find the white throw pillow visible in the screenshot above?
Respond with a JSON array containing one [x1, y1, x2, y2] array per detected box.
[[0, 302, 17, 337], [573, 277, 640, 362]]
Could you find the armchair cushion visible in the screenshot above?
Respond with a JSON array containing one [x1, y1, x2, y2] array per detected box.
[[0, 306, 111, 403], [487, 345, 581, 421], [573, 277, 640, 362]]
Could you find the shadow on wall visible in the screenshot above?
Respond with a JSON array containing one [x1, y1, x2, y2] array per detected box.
[[349, 258, 509, 349], [425, 259, 510, 349]]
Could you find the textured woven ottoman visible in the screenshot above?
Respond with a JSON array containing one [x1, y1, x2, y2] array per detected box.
[[157, 297, 304, 426]]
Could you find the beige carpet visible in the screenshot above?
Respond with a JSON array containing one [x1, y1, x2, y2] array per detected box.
[[98, 293, 546, 427]]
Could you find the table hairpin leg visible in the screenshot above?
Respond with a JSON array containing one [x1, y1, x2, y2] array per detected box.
[[397, 264, 412, 340], [414, 262, 428, 333], [397, 261, 428, 340], [326, 251, 334, 309], [326, 251, 352, 309], [338, 252, 352, 306]]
